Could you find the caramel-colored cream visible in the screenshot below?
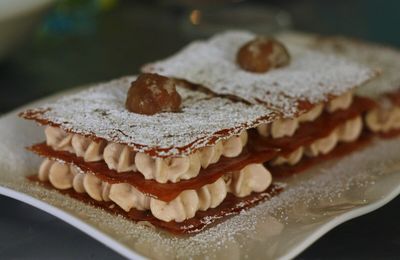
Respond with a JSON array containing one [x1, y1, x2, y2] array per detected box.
[[271, 115, 363, 166], [256, 91, 354, 138], [44, 126, 248, 183], [271, 147, 304, 166], [366, 105, 400, 133], [38, 160, 272, 222], [326, 91, 353, 113]]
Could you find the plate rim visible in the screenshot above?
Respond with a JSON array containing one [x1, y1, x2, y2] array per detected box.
[[1, 181, 399, 260], [0, 186, 146, 260]]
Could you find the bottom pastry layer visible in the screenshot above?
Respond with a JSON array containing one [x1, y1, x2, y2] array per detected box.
[[28, 175, 283, 235]]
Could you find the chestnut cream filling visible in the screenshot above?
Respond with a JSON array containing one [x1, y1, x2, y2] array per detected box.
[[45, 126, 248, 183], [256, 91, 353, 138], [271, 115, 363, 166], [38, 159, 272, 222], [365, 103, 400, 133], [37, 113, 365, 223]]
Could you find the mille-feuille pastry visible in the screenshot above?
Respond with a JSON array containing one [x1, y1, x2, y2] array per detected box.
[[279, 32, 400, 138], [20, 31, 379, 234], [311, 36, 400, 137]]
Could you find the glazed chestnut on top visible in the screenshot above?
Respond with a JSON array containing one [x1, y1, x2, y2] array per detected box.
[[126, 73, 182, 115], [236, 37, 290, 73]]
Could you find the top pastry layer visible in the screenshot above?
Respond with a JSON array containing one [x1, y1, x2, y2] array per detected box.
[[20, 76, 277, 157], [143, 31, 377, 117], [277, 32, 400, 99]]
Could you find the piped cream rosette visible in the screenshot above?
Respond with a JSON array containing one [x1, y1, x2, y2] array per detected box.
[[45, 126, 248, 183], [365, 100, 400, 133], [38, 159, 272, 222]]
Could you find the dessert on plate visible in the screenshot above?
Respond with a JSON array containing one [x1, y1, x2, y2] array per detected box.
[[19, 31, 399, 234], [278, 32, 400, 137], [307, 35, 400, 137]]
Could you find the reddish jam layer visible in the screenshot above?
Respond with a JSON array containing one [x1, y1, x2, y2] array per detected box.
[[28, 175, 282, 235], [379, 128, 400, 139], [386, 89, 400, 106], [28, 96, 375, 202]]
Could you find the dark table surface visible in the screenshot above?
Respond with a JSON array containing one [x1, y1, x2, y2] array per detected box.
[[1, 0, 400, 259]]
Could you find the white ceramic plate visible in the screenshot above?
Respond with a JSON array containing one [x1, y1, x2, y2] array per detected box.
[[1, 87, 400, 260]]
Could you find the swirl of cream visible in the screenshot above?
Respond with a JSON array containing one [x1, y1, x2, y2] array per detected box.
[[337, 116, 363, 142], [150, 190, 198, 222], [271, 118, 299, 139], [326, 91, 353, 112], [199, 141, 224, 168], [298, 103, 324, 123], [45, 126, 74, 153], [222, 131, 248, 157], [366, 106, 400, 133], [366, 108, 387, 132], [305, 130, 338, 157], [41, 159, 111, 201], [170, 152, 201, 181], [38, 158, 53, 181], [72, 171, 86, 193], [197, 178, 227, 210], [48, 161, 74, 190], [256, 123, 270, 137], [103, 143, 137, 172], [271, 147, 304, 166], [135, 153, 188, 183], [257, 118, 299, 139], [71, 134, 105, 162], [109, 183, 151, 211], [83, 174, 110, 201], [391, 107, 400, 129], [229, 164, 272, 197], [71, 134, 90, 157], [150, 178, 227, 222]]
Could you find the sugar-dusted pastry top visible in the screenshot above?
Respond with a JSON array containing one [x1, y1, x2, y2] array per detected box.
[[20, 76, 277, 157], [277, 31, 400, 99], [143, 31, 377, 117]]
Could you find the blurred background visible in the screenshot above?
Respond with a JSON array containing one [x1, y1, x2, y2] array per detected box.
[[1, 0, 400, 113], [0, 0, 400, 258]]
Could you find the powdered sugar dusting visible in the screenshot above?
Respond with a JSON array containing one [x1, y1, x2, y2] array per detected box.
[[316, 38, 400, 99], [20, 76, 277, 157], [3, 101, 400, 259], [144, 31, 377, 117], [277, 32, 400, 99]]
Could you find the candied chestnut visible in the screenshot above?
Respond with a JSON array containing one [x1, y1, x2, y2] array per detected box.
[[125, 73, 182, 115], [236, 37, 290, 73]]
